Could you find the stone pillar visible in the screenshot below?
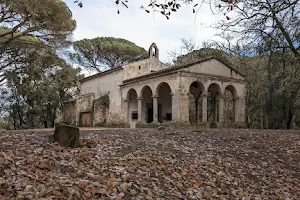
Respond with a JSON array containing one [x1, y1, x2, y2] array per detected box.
[[181, 92, 190, 122], [170, 93, 174, 121], [152, 94, 159, 123], [235, 97, 246, 123], [124, 99, 129, 123], [172, 91, 180, 122], [213, 99, 218, 124], [171, 89, 189, 123], [218, 95, 224, 124], [239, 98, 246, 123], [202, 93, 208, 123], [233, 97, 246, 127], [137, 97, 143, 123], [234, 97, 239, 123], [197, 97, 201, 124]]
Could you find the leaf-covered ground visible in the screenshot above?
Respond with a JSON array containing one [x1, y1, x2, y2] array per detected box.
[[1, 128, 300, 199]]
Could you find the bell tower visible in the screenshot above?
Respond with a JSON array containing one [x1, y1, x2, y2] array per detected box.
[[149, 43, 159, 60]]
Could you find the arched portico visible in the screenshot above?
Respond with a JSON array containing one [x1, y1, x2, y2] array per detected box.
[[156, 82, 172, 123], [121, 64, 246, 127], [127, 89, 138, 124], [141, 86, 153, 123], [207, 83, 222, 127], [224, 85, 237, 125], [189, 81, 205, 124]]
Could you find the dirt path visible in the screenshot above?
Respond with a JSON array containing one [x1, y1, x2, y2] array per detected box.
[[6, 127, 129, 133]]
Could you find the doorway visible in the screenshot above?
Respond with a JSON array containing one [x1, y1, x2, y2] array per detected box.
[[147, 107, 153, 123]]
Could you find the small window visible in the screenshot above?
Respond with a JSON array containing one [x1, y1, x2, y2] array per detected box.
[[139, 66, 141, 70], [132, 111, 138, 120]]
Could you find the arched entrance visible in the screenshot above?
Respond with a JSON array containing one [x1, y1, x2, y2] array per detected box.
[[157, 82, 172, 123], [127, 89, 138, 124], [224, 85, 236, 125], [141, 86, 153, 123], [189, 81, 204, 124], [207, 83, 221, 127]]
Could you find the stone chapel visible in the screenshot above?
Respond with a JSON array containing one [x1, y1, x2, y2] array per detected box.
[[63, 43, 246, 128]]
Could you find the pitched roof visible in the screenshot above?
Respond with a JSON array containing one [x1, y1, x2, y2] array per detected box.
[[79, 66, 123, 83], [79, 57, 155, 83], [122, 56, 244, 84]]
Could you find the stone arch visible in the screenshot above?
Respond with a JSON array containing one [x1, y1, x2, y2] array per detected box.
[[127, 89, 138, 123], [156, 82, 173, 94], [224, 85, 237, 125], [189, 81, 205, 124], [140, 85, 153, 97], [149, 43, 159, 59], [156, 82, 172, 123], [141, 86, 153, 123], [206, 83, 222, 96], [207, 83, 222, 127], [225, 85, 237, 98]]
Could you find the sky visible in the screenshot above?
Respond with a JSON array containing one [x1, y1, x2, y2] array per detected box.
[[64, 0, 224, 64]]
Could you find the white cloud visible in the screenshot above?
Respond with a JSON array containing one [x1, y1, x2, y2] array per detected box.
[[65, 0, 222, 63]]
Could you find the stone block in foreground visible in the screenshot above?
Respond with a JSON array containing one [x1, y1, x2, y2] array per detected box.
[[52, 123, 80, 148]]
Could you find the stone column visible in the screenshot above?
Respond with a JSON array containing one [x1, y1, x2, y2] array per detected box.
[[202, 93, 208, 123], [234, 97, 239, 123], [124, 99, 129, 123], [196, 97, 200, 124], [218, 95, 224, 124], [234, 97, 246, 128], [171, 89, 189, 123], [213, 99, 218, 124], [181, 92, 190, 122], [170, 93, 174, 121], [239, 98, 246, 123], [152, 94, 159, 123], [172, 90, 180, 122], [137, 97, 143, 123]]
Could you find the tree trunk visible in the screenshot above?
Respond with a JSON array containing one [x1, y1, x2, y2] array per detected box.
[[13, 113, 17, 130], [286, 101, 294, 129], [286, 110, 293, 130], [44, 120, 48, 128]]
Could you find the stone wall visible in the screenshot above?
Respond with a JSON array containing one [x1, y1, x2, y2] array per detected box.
[[181, 59, 245, 80], [80, 69, 124, 124], [93, 98, 108, 126], [65, 56, 247, 127], [75, 93, 95, 126], [63, 101, 76, 125], [122, 57, 169, 80], [120, 58, 247, 127]]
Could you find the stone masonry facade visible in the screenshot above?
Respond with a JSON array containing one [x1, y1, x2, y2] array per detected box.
[[63, 43, 246, 128]]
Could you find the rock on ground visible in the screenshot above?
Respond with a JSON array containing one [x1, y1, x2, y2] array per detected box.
[[52, 123, 80, 148]]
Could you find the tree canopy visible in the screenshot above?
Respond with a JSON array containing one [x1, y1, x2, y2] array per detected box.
[[215, 0, 300, 61], [2, 44, 82, 129], [75, 0, 233, 19], [69, 37, 148, 72], [0, 0, 76, 47], [0, 0, 81, 129]]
